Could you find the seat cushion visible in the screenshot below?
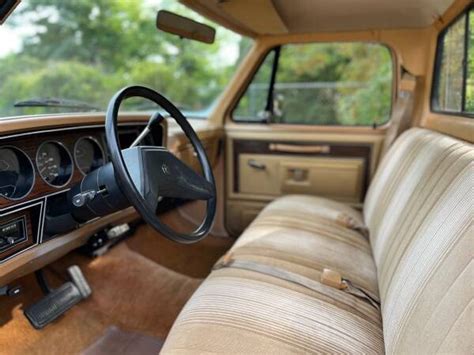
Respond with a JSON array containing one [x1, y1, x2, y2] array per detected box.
[[256, 194, 364, 230], [231, 195, 377, 294], [162, 268, 384, 354], [163, 195, 383, 353], [162, 195, 382, 354]]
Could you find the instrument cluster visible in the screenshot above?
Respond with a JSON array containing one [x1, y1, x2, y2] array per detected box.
[[0, 136, 106, 201]]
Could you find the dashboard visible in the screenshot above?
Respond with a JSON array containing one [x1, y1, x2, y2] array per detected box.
[[0, 114, 223, 287], [0, 122, 164, 267]]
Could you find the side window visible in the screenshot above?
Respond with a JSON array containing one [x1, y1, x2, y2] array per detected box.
[[233, 42, 393, 126], [233, 50, 277, 121], [433, 6, 473, 115]]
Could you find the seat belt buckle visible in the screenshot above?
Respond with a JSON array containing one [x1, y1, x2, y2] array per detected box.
[[321, 268, 347, 290]]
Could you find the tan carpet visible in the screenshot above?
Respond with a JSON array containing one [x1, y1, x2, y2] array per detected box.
[[0, 244, 201, 355], [126, 223, 233, 278]]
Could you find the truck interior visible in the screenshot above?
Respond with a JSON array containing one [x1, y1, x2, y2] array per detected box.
[[0, 0, 472, 354]]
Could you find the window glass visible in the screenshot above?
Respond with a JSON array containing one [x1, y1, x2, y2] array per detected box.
[[434, 14, 466, 112], [466, 10, 474, 112], [233, 42, 393, 125], [0, 0, 252, 118], [233, 50, 276, 121], [433, 7, 473, 115]]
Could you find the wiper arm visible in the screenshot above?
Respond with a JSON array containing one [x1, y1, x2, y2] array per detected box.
[[14, 98, 100, 111]]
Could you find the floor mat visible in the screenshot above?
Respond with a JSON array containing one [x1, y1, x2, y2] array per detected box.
[[0, 244, 201, 355]]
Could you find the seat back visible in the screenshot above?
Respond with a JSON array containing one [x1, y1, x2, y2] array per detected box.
[[364, 128, 473, 354]]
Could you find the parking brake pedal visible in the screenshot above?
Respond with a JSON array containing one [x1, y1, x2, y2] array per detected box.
[[24, 265, 91, 329]]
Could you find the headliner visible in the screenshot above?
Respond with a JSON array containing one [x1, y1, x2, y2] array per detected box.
[[180, 0, 456, 36]]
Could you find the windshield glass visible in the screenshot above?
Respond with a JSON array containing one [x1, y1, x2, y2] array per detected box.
[[0, 0, 251, 118]]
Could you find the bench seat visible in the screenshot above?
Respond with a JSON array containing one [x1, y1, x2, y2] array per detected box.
[[162, 128, 473, 354]]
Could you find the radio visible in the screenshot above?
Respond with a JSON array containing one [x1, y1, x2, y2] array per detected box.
[[0, 202, 42, 261], [0, 216, 27, 252]]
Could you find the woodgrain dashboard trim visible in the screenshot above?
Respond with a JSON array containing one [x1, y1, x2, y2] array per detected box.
[[0, 207, 139, 286], [0, 127, 107, 209]]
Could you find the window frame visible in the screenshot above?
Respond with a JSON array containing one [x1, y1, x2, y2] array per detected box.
[[431, 4, 474, 118], [230, 46, 280, 124], [230, 41, 396, 126]]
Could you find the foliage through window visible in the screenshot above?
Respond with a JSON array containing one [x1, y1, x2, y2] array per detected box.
[[433, 6, 473, 115], [233, 42, 393, 126], [0, 0, 252, 118]]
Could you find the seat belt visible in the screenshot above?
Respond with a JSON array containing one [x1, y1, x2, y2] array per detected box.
[[214, 256, 380, 310], [380, 70, 419, 158], [320, 268, 380, 309]]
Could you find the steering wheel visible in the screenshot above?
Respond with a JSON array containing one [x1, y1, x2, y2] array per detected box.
[[105, 86, 216, 244]]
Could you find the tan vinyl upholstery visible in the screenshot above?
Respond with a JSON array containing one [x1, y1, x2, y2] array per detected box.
[[162, 128, 473, 354]]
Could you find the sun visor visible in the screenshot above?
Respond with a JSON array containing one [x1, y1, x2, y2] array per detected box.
[[179, 0, 288, 37]]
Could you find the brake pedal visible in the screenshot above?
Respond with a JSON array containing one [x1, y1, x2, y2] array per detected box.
[[24, 265, 91, 329]]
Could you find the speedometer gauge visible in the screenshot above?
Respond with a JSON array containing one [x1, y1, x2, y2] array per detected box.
[[74, 137, 105, 175], [36, 141, 73, 187], [0, 147, 35, 200]]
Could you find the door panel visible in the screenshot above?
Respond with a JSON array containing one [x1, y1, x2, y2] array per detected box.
[[225, 126, 385, 236], [240, 154, 364, 202]]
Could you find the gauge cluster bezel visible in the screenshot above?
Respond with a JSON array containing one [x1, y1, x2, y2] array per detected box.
[[73, 136, 106, 176], [0, 146, 35, 201], [35, 140, 75, 188]]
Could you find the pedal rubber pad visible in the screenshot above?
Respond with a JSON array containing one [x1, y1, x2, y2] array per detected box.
[[24, 282, 82, 329]]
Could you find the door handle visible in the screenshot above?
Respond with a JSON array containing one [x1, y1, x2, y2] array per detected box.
[[248, 159, 266, 170]]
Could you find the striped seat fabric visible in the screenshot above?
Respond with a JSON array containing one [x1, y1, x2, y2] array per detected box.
[[162, 128, 473, 354]]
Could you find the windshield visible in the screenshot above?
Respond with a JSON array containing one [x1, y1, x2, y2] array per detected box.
[[0, 0, 251, 118]]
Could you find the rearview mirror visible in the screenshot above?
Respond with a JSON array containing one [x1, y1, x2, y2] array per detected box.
[[156, 10, 215, 44]]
